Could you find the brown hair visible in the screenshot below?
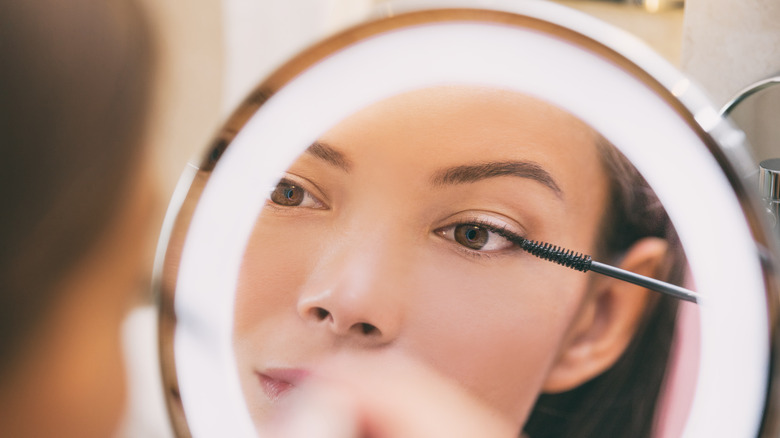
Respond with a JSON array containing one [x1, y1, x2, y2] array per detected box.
[[0, 0, 155, 374], [523, 137, 684, 438]]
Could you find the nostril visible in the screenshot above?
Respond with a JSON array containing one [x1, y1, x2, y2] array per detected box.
[[306, 307, 381, 337], [356, 322, 379, 336], [313, 307, 330, 321]]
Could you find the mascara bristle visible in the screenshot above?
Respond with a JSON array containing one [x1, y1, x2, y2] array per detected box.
[[519, 239, 592, 272]]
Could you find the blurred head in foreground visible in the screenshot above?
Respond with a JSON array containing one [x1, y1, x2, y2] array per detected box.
[[0, 1, 155, 436]]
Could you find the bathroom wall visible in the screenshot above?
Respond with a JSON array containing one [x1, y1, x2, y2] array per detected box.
[[554, 0, 684, 65], [141, 0, 224, 205], [220, 0, 373, 115], [682, 0, 780, 163], [682, 0, 780, 105]]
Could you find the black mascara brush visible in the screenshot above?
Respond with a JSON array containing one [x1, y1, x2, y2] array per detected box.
[[511, 237, 700, 304]]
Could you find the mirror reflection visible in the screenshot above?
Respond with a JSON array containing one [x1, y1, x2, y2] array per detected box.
[[232, 86, 690, 436]]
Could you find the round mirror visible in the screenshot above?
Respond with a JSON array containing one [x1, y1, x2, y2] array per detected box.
[[155, 2, 780, 437]]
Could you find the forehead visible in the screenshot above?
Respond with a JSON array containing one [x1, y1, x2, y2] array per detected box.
[[319, 86, 607, 198]]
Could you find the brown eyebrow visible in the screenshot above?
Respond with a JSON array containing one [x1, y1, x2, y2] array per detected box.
[[430, 161, 563, 198], [305, 141, 351, 172]]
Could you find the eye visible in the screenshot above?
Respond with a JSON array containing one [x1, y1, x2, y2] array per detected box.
[[269, 179, 324, 208], [437, 222, 518, 252], [455, 225, 489, 249]]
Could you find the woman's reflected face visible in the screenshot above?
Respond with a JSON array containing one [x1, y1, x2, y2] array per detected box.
[[233, 87, 612, 428]]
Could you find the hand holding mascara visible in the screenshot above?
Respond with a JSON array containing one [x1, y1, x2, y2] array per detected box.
[[512, 237, 700, 304]]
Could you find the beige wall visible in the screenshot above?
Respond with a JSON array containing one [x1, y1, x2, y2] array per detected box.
[[682, 0, 780, 105], [554, 1, 685, 65], [142, 0, 224, 206], [682, 0, 780, 163]]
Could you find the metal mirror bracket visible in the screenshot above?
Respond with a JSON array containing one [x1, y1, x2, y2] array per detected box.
[[721, 76, 780, 118], [720, 75, 780, 236]]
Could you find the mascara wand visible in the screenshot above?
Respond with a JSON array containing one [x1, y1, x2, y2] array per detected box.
[[515, 238, 700, 304]]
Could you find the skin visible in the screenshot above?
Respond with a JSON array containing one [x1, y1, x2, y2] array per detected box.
[[0, 170, 156, 438], [233, 86, 657, 432]]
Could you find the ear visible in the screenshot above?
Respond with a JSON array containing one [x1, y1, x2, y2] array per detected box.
[[541, 237, 669, 393]]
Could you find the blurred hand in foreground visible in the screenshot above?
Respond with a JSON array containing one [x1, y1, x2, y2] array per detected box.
[[264, 352, 518, 438]]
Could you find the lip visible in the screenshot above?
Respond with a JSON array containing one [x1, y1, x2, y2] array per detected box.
[[256, 368, 310, 402]]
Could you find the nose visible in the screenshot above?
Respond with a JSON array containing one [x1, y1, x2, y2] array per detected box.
[[296, 235, 407, 346]]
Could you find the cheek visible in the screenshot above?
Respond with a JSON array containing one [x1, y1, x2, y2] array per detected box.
[[233, 218, 321, 352], [232, 219, 319, 422], [401, 255, 587, 424]]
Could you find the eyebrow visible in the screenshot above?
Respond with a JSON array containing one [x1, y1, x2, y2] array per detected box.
[[304, 142, 562, 197], [305, 141, 351, 172], [430, 161, 563, 198]]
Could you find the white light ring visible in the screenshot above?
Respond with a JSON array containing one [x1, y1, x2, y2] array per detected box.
[[174, 7, 769, 438]]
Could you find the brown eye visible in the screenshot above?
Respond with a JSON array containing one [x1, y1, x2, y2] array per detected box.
[[270, 181, 304, 206], [454, 224, 489, 250]]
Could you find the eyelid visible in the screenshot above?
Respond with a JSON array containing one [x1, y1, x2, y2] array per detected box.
[[437, 212, 527, 239], [280, 172, 329, 200]]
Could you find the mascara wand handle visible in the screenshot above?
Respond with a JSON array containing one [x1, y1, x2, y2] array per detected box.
[[589, 261, 700, 304]]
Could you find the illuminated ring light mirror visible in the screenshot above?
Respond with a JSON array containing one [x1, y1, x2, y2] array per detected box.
[[155, 1, 780, 436]]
